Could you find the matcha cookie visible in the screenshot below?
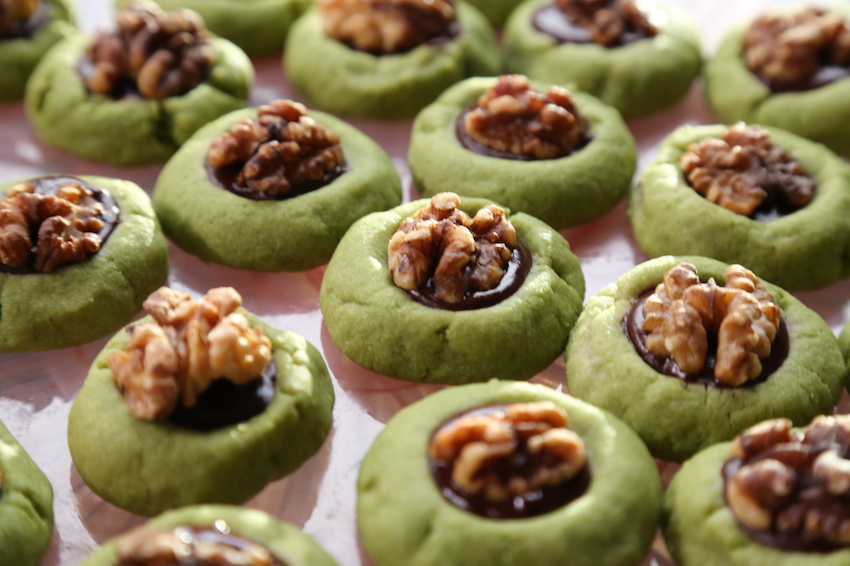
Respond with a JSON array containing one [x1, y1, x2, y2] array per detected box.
[[0, 420, 54, 566], [465, 0, 524, 28], [358, 380, 662, 566], [565, 256, 845, 462], [705, 6, 850, 157], [320, 194, 585, 384], [285, 1, 500, 119], [629, 124, 850, 292], [154, 100, 402, 272], [665, 416, 850, 565], [26, 2, 253, 166], [0, 0, 74, 103], [503, 0, 702, 119], [78, 505, 338, 566], [0, 175, 168, 353], [68, 288, 334, 516], [840, 321, 850, 384], [409, 75, 636, 229]]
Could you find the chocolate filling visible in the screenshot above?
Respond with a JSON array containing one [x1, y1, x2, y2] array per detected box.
[[143, 526, 288, 566], [758, 64, 850, 94], [532, 2, 653, 46], [168, 360, 277, 432], [748, 188, 811, 223], [0, 175, 121, 275], [429, 405, 591, 519], [407, 244, 532, 311], [623, 290, 789, 388], [205, 158, 347, 202], [0, 1, 50, 41], [455, 107, 591, 161]]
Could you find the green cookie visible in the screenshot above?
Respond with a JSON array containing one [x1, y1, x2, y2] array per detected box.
[[0, 420, 54, 566], [285, 2, 501, 119], [25, 34, 253, 166], [629, 124, 850, 292], [408, 77, 637, 230], [565, 256, 845, 463], [839, 321, 850, 388], [664, 442, 850, 566], [503, 0, 702, 119], [154, 108, 402, 272], [704, 5, 850, 158], [68, 313, 335, 516], [119, 0, 311, 57], [78, 505, 338, 566], [320, 197, 585, 384], [0, 0, 74, 103], [358, 380, 662, 566], [0, 176, 168, 353], [465, 0, 525, 28]]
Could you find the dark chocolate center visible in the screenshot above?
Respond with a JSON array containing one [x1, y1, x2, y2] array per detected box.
[[407, 244, 532, 311], [0, 175, 121, 275], [168, 360, 277, 432], [757, 62, 850, 94], [623, 290, 789, 388], [205, 157, 347, 202], [0, 2, 50, 41], [532, 2, 653, 46], [429, 405, 591, 519]]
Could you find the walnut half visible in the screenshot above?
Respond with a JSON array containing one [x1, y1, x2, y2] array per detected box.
[[555, 0, 657, 47], [0, 0, 39, 37]]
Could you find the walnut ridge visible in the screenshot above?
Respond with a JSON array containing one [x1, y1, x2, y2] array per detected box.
[[463, 75, 586, 160], [109, 286, 273, 421], [317, 0, 456, 55], [388, 192, 518, 304], [555, 0, 657, 47], [208, 100, 345, 196], [642, 263, 781, 386], [0, 0, 39, 37], [679, 124, 816, 217], [85, 0, 216, 100]]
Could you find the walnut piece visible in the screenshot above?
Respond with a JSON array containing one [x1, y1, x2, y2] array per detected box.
[[0, 0, 39, 37], [0, 180, 106, 273], [726, 416, 850, 548], [430, 402, 587, 501], [318, 0, 455, 55], [109, 286, 273, 421], [464, 75, 585, 159], [642, 262, 781, 386], [555, 0, 657, 47], [86, 0, 216, 100], [387, 192, 517, 304], [744, 8, 850, 90], [680, 123, 815, 216], [116, 523, 274, 566], [208, 99, 345, 196]]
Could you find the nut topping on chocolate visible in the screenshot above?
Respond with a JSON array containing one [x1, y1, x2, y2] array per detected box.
[[679, 124, 816, 217], [0, 0, 39, 37], [725, 416, 850, 549], [555, 0, 657, 47], [430, 402, 587, 501], [109, 287, 273, 421], [643, 263, 781, 386], [0, 180, 106, 273], [744, 8, 850, 91], [388, 192, 517, 304], [208, 100, 345, 196], [116, 522, 276, 566], [85, 0, 216, 100], [464, 75, 586, 159], [318, 0, 456, 55]]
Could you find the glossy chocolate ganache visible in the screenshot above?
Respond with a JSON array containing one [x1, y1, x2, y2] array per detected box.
[[429, 403, 591, 519], [533, 0, 658, 47]]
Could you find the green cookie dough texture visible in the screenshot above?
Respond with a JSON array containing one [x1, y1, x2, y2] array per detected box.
[[565, 255, 845, 463], [839, 320, 850, 387], [704, 5, 850, 158], [285, 2, 501, 119], [0, 0, 75, 103], [503, 0, 702, 119], [120, 0, 311, 57], [0, 176, 168, 353], [0, 420, 54, 566], [320, 196, 585, 384], [68, 313, 334, 516], [358, 380, 662, 566], [79, 505, 338, 566], [409, 77, 637, 230], [154, 108, 402, 272], [25, 34, 253, 166], [629, 124, 850, 292], [664, 442, 850, 566], [465, 0, 525, 28]]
